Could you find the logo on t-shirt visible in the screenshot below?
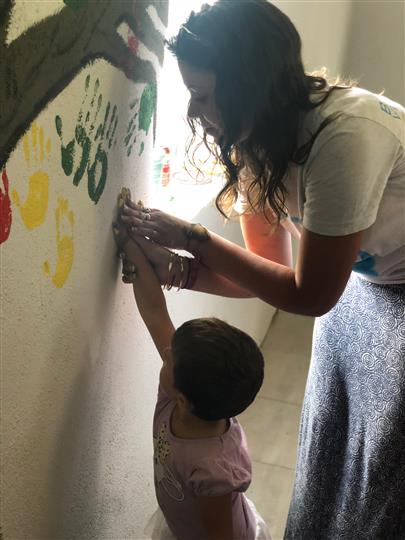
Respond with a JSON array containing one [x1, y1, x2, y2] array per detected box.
[[379, 101, 401, 120]]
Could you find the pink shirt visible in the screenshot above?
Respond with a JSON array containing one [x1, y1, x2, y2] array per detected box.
[[153, 385, 256, 540]]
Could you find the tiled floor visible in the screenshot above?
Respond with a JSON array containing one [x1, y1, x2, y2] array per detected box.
[[238, 310, 315, 540]]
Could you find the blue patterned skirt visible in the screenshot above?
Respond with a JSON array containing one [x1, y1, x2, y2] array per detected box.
[[285, 274, 405, 539]]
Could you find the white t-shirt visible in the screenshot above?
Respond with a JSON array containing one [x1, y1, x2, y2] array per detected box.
[[237, 87, 405, 284]]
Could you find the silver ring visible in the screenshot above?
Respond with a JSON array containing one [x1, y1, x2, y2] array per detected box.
[[124, 270, 137, 282], [143, 212, 151, 221]]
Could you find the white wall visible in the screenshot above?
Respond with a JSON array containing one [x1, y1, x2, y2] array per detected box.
[[2, 2, 168, 538]]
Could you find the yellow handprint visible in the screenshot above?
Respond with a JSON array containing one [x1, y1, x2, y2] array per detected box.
[[43, 198, 75, 288], [12, 122, 51, 229]]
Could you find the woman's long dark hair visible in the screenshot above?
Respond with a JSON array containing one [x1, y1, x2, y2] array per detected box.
[[167, 0, 352, 221]]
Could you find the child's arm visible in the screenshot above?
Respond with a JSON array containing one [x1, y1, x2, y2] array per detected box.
[[121, 236, 175, 363], [197, 494, 234, 540]]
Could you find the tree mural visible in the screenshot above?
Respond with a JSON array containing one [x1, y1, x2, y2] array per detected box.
[[0, 0, 168, 169]]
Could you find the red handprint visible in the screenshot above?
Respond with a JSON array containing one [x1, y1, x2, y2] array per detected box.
[[0, 169, 12, 244]]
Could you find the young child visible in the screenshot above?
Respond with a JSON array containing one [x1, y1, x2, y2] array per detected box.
[[113, 204, 271, 540]]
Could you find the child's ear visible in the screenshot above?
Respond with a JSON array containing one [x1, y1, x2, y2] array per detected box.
[[177, 392, 189, 410]]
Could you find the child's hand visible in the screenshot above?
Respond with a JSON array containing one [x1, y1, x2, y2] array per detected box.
[[121, 238, 167, 318], [121, 239, 176, 360]]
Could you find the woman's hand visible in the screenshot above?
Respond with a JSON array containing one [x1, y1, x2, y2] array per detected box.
[[120, 201, 191, 249]]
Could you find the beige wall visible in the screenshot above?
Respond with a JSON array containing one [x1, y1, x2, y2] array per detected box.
[[341, 0, 405, 104], [276, 0, 404, 105], [274, 0, 353, 74]]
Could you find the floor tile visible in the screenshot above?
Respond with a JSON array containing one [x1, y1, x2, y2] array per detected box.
[[261, 311, 314, 357], [238, 397, 301, 469], [259, 311, 313, 405], [247, 460, 295, 540], [240, 309, 314, 538], [260, 351, 310, 405]]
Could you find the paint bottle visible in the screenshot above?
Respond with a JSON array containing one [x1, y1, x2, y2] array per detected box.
[[161, 147, 171, 187], [153, 147, 164, 186]]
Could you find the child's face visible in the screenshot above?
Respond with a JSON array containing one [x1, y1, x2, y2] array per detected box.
[[178, 60, 222, 143]]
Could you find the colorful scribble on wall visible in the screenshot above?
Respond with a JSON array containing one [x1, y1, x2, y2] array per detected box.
[[0, 0, 168, 288]]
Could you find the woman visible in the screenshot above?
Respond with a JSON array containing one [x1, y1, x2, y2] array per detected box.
[[120, 1, 405, 537]]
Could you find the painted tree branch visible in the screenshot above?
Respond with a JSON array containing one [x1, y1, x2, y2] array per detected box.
[[0, 0, 168, 169], [0, 0, 12, 51]]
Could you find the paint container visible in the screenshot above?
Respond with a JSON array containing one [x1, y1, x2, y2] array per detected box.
[[153, 147, 164, 185], [161, 147, 171, 187], [153, 146, 171, 187]]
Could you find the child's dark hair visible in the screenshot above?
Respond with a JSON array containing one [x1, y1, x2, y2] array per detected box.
[[171, 317, 264, 421]]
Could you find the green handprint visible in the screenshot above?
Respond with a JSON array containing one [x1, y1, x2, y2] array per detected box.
[[55, 74, 119, 204], [138, 82, 156, 136], [124, 99, 139, 157], [124, 82, 156, 157]]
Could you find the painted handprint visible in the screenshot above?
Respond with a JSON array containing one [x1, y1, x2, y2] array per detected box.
[[55, 74, 119, 204], [43, 197, 75, 288], [124, 99, 139, 157], [138, 83, 156, 137], [124, 82, 156, 157], [12, 122, 51, 230], [0, 169, 12, 244]]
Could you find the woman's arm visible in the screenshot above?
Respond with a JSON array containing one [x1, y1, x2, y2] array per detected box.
[[240, 210, 293, 266], [132, 236, 255, 298], [190, 210, 293, 296], [188, 226, 363, 317], [121, 202, 362, 315], [124, 204, 291, 298]]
